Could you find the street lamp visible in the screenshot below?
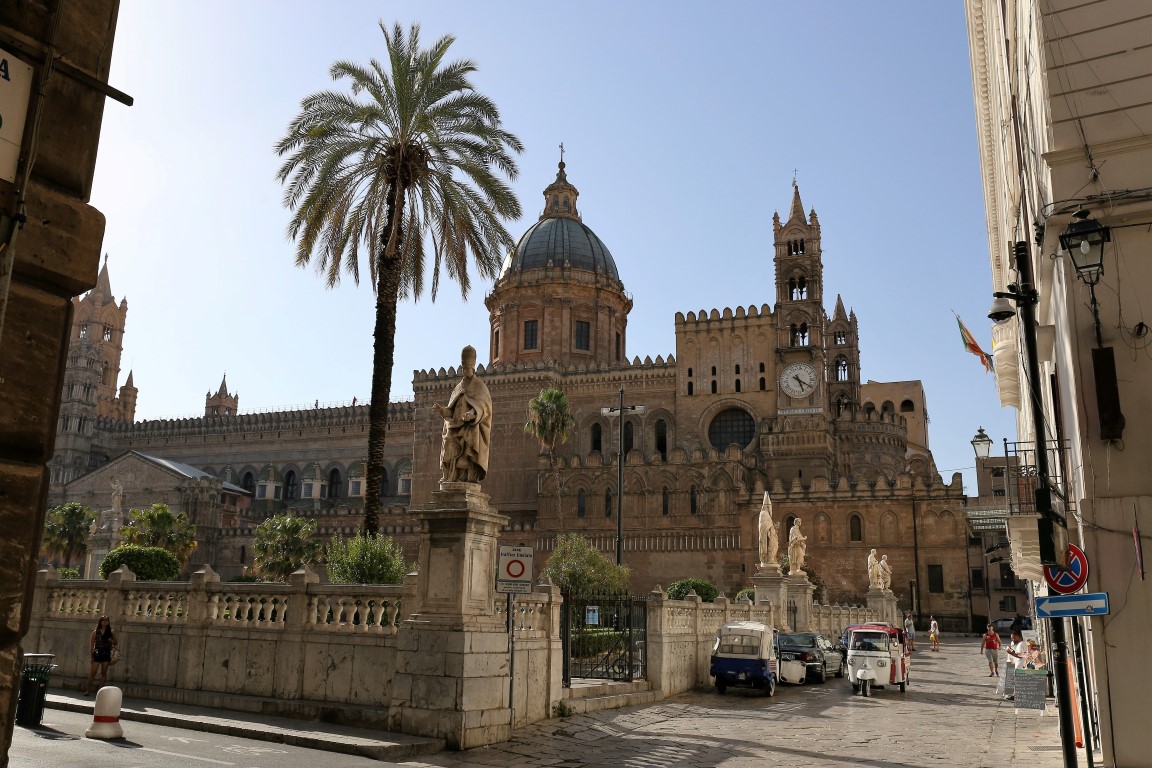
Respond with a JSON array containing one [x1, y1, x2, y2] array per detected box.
[[970, 427, 993, 461], [987, 240, 1077, 768], [601, 387, 645, 566]]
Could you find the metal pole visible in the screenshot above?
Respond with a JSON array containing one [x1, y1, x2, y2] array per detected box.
[[1012, 242, 1077, 768], [617, 386, 624, 566]]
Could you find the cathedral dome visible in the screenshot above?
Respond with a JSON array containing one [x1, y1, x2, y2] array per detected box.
[[497, 160, 620, 281], [499, 216, 619, 280]]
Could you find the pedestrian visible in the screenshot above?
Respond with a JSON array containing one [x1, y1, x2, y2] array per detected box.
[[1003, 629, 1028, 700], [929, 616, 941, 651], [904, 613, 917, 651], [84, 615, 117, 695], [1026, 639, 1046, 669], [981, 624, 1001, 676]]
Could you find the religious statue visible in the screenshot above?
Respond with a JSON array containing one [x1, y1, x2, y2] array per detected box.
[[757, 491, 779, 568], [867, 548, 880, 588], [432, 345, 493, 484], [787, 518, 807, 575], [877, 554, 893, 590], [110, 478, 124, 514]]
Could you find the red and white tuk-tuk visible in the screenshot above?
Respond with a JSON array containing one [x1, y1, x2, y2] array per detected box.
[[845, 623, 910, 697]]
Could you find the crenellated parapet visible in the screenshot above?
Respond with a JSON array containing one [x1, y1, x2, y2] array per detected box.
[[674, 304, 774, 326]]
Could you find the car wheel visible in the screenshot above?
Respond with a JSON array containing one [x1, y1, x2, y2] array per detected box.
[[836, 659, 846, 679], [816, 664, 827, 683], [715, 680, 727, 695], [766, 677, 776, 697]]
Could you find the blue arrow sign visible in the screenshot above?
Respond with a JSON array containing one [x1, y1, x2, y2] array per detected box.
[[1035, 592, 1110, 618]]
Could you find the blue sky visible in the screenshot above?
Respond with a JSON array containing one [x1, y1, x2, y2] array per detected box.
[[89, 1, 1016, 493]]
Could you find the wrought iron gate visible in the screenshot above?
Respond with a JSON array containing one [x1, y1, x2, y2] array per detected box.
[[561, 594, 647, 686]]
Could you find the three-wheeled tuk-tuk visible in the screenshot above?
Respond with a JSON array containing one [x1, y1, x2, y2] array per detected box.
[[709, 621, 779, 696], [845, 623, 910, 697]]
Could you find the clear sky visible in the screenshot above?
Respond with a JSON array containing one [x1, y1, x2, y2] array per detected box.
[[88, 1, 1016, 494]]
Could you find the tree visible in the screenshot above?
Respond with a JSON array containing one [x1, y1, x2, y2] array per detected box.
[[667, 578, 719, 602], [544, 533, 630, 597], [324, 532, 411, 585], [524, 388, 575, 531], [276, 22, 523, 536], [251, 514, 322, 582], [42, 502, 95, 568], [119, 503, 198, 566]]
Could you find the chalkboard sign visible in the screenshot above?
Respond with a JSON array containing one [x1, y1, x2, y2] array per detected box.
[[1013, 669, 1047, 711], [1000, 664, 1015, 695]]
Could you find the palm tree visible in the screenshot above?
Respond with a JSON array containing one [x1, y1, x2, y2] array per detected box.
[[524, 388, 575, 531], [42, 502, 95, 568], [276, 22, 523, 535], [252, 514, 322, 582], [119, 503, 199, 567]]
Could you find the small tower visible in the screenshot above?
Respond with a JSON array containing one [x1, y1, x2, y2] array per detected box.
[[205, 374, 239, 417], [827, 296, 862, 414]]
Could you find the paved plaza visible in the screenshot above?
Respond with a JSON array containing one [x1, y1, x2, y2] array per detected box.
[[31, 637, 1092, 768]]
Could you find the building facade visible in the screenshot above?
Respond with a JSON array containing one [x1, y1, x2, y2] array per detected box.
[[965, 1, 1152, 764], [50, 169, 972, 625]]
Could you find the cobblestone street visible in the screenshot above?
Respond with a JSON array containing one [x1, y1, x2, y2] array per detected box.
[[404, 639, 1075, 768]]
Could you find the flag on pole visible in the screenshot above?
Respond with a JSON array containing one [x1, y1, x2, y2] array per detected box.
[[955, 313, 994, 372]]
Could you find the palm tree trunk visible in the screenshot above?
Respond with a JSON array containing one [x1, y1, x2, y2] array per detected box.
[[362, 186, 406, 536]]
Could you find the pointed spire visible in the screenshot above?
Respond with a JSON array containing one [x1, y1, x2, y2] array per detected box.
[[93, 253, 113, 304], [834, 294, 848, 320], [125, 370, 135, 388], [218, 374, 229, 396], [540, 150, 582, 222], [787, 183, 806, 226]]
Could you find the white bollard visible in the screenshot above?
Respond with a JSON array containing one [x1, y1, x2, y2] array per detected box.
[[84, 686, 124, 739]]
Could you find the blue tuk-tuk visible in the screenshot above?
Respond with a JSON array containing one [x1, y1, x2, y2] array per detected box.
[[709, 621, 779, 696]]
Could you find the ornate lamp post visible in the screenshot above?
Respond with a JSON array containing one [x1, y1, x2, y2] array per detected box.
[[601, 387, 644, 566]]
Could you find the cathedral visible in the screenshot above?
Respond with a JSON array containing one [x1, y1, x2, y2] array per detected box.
[[49, 165, 972, 627]]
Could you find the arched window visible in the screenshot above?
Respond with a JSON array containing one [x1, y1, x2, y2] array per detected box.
[[759, 362, 765, 373], [849, 514, 863, 542], [881, 401, 895, 416], [241, 472, 256, 495], [710, 380, 717, 394], [577, 490, 586, 518], [759, 377, 766, 390], [735, 379, 742, 393], [379, 467, 390, 496], [734, 364, 741, 375], [284, 470, 299, 500], [655, 420, 667, 461], [836, 394, 851, 415], [240, 545, 246, 564], [623, 421, 634, 454], [687, 367, 693, 377], [836, 357, 849, 381], [103, 324, 113, 342], [834, 330, 846, 344], [690, 486, 698, 515], [662, 487, 670, 516], [900, 399, 915, 412], [711, 366, 717, 376], [687, 382, 694, 396], [327, 468, 342, 499], [591, 423, 602, 453], [605, 489, 613, 518]]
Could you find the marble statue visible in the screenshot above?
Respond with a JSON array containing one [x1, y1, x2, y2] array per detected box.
[[878, 554, 892, 590], [867, 548, 880, 588], [758, 491, 779, 567], [110, 478, 123, 514], [433, 345, 493, 484], [787, 518, 807, 575]]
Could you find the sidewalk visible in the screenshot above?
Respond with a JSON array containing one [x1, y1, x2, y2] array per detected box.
[[45, 688, 444, 762]]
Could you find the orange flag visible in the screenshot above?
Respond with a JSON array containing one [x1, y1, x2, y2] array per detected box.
[[955, 314, 994, 372]]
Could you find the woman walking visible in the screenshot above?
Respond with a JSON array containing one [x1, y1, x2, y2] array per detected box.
[[929, 616, 941, 651], [981, 625, 1001, 676], [84, 616, 117, 695]]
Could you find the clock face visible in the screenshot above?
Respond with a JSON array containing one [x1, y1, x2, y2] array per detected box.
[[780, 363, 818, 398]]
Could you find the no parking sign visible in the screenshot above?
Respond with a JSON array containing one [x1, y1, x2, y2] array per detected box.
[[497, 546, 533, 594], [1044, 543, 1089, 595]]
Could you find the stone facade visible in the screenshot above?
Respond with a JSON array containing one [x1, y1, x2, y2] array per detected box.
[[47, 170, 970, 626]]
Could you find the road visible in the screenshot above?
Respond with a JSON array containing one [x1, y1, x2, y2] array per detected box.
[[9, 641, 1078, 768]]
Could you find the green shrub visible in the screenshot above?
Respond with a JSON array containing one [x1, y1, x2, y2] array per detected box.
[[325, 533, 411, 585], [99, 545, 180, 581], [228, 574, 262, 583], [735, 587, 756, 603], [56, 566, 81, 580], [667, 578, 719, 602]]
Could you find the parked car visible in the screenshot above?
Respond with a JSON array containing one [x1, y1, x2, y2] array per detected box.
[[778, 632, 845, 683], [991, 616, 1032, 637]]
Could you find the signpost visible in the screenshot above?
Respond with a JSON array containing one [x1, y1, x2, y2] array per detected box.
[[1035, 592, 1110, 619], [497, 546, 533, 595], [1044, 543, 1089, 595]]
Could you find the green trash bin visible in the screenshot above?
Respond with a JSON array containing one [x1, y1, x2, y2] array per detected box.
[[15, 653, 55, 727]]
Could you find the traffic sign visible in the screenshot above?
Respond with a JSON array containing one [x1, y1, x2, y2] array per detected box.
[[496, 545, 533, 594], [1044, 543, 1089, 594], [1035, 592, 1110, 618]]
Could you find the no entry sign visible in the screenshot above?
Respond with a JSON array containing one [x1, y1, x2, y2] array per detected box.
[[497, 546, 534, 594]]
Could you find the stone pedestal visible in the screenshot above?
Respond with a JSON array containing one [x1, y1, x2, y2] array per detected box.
[[866, 588, 899, 626], [390, 482, 512, 749], [783, 574, 816, 631], [751, 567, 785, 617]]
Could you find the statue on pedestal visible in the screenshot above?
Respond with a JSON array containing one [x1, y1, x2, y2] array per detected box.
[[110, 478, 123, 515], [433, 345, 493, 484], [877, 554, 892, 591], [757, 491, 779, 568], [787, 518, 807, 575], [867, 548, 880, 588]]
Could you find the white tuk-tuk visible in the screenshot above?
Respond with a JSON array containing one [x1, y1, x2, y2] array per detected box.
[[845, 623, 910, 697]]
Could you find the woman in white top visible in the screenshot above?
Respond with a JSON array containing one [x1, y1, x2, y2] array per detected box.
[[929, 617, 941, 651]]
